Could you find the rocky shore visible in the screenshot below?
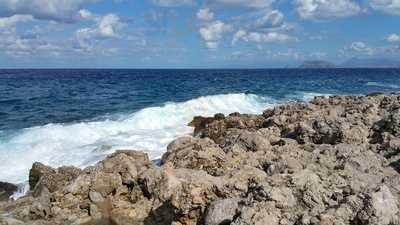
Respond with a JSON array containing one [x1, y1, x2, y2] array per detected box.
[[1, 94, 400, 225]]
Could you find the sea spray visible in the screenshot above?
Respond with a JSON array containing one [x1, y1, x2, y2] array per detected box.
[[0, 93, 275, 184]]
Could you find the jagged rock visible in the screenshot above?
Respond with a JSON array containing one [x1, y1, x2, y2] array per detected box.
[[29, 163, 81, 193], [0, 182, 18, 201], [161, 137, 227, 176], [2, 94, 400, 225], [29, 163, 56, 191]]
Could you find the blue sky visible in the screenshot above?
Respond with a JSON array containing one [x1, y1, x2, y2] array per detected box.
[[0, 0, 399, 68]]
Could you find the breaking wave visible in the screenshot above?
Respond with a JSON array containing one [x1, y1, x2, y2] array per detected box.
[[0, 93, 274, 184], [0, 91, 332, 188]]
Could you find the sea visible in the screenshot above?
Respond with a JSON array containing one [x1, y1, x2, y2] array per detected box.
[[1, 68, 400, 195]]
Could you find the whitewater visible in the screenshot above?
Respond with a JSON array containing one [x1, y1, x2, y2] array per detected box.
[[0, 93, 287, 187]]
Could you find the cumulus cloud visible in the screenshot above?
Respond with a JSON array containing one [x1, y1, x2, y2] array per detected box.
[[387, 34, 400, 42], [74, 13, 125, 51], [0, 0, 95, 22], [98, 14, 124, 38], [232, 29, 297, 44], [152, 0, 194, 7], [370, 0, 400, 15], [0, 16, 63, 57], [199, 20, 232, 49], [295, 0, 361, 20], [197, 8, 214, 21]]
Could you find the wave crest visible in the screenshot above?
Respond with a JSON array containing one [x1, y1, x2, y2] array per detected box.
[[0, 93, 274, 184]]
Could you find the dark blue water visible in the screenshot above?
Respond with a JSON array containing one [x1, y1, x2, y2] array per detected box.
[[1, 69, 400, 132], [1, 68, 400, 184]]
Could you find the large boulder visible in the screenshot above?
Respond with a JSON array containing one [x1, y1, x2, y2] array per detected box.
[[29, 163, 81, 193]]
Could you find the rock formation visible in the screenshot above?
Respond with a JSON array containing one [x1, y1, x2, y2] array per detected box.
[[1, 94, 400, 225]]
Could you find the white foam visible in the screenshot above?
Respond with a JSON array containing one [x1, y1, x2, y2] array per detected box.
[[0, 93, 275, 185], [10, 181, 29, 200]]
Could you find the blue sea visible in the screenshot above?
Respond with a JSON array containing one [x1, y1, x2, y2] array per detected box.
[[1, 68, 400, 188]]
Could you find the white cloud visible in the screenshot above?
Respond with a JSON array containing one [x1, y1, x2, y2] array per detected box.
[[295, 0, 361, 20], [253, 10, 284, 28], [74, 13, 125, 51], [0, 0, 95, 22], [199, 20, 232, 49], [232, 29, 297, 44], [0, 15, 33, 29], [387, 34, 400, 42], [208, 0, 275, 8], [340, 41, 400, 58], [0, 14, 53, 57], [98, 14, 123, 38], [370, 0, 400, 15], [79, 9, 96, 20], [197, 8, 214, 21], [0, 26, 63, 57], [152, 0, 194, 7], [345, 41, 374, 55]]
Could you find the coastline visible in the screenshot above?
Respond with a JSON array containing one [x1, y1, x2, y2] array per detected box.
[[1, 93, 400, 225]]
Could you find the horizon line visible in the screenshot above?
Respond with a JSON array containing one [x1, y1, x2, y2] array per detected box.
[[0, 67, 400, 70]]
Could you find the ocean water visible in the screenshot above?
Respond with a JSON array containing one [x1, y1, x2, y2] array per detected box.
[[1, 68, 400, 188]]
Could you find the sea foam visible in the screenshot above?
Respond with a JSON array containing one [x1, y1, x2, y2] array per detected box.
[[0, 93, 275, 185]]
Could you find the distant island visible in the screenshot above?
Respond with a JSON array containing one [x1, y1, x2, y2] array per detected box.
[[298, 60, 335, 69]]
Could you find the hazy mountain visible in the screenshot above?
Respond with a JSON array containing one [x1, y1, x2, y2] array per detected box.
[[341, 58, 400, 68], [298, 60, 335, 69]]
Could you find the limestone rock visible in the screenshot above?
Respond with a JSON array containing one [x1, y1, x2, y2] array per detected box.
[[2, 94, 400, 225]]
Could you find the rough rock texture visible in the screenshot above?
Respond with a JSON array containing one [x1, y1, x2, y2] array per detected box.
[[1, 94, 400, 225]]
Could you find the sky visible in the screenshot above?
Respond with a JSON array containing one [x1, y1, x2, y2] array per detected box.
[[0, 0, 399, 68]]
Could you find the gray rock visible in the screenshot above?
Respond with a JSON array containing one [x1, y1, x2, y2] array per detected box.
[[204, 198, 239, 225]]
